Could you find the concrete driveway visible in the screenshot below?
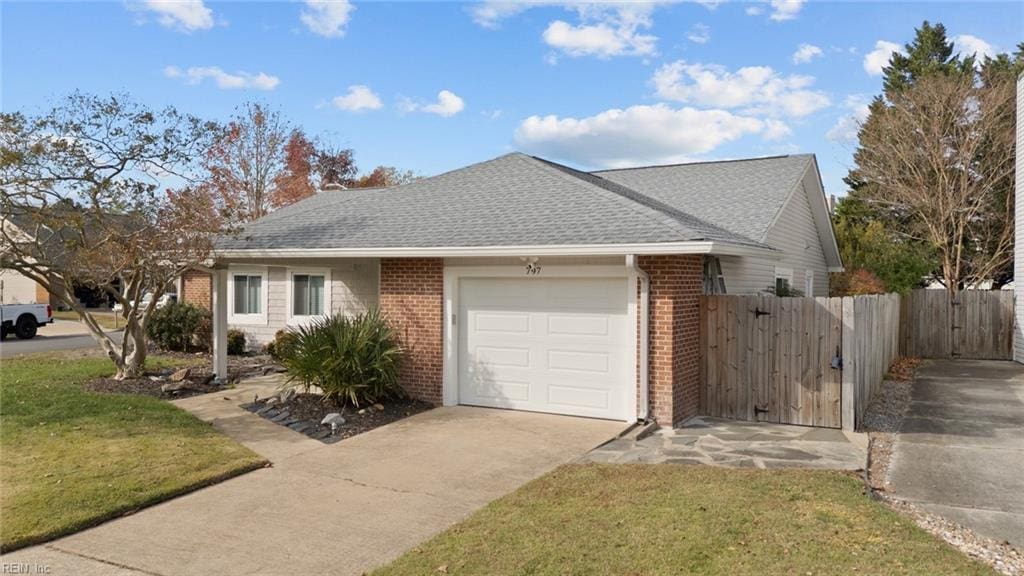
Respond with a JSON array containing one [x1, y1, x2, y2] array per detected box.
[[2, 376, 625, 575], [888, 359, 1024, 548]]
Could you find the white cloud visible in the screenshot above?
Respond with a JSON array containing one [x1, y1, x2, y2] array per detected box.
[[300, 0, 354, 38], [542, 4, 657, 58], [826, 94, 871, 142], [687, 23, 711, 44], [514, 104, 767, 168], [136, 0, 213, 32], [332, 85, 382, 111], [954, 34, 998, 62], [164, 65, 280, 90], [792, 43, 823, 64], [745, 5, 764, 15], [863, 40, 903, 76], [469, 1, 541, 28], [393, 90, 464, 117], [762, 118, 792, 140], [768, 0, 805, 21], [651, 60, 829, 118]]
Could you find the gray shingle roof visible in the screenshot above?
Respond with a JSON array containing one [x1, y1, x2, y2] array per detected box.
[[593, 154, 813, 243], [216, 153, 774, 252]]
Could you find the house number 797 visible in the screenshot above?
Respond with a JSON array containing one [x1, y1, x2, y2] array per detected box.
[[525, 262, 542, 275]]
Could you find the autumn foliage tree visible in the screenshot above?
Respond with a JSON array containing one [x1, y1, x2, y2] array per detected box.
[[0, 93, 221, 378]]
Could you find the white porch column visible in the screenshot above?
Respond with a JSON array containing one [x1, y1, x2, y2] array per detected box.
[[212, 268, 228, 381]]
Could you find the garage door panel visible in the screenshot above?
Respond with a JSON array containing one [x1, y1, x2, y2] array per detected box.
[[473, 346, 530, 368], [473, 312, 531, 334], [458, 276, 631, 421], [546, 314, 610, 337], [547, 349, 610, 374], [546, 384, 610, 411]]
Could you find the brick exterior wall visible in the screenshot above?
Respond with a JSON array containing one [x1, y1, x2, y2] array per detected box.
[[640, 255, 703, 426], [181, 269, 212, 310], [379, 258, 444, 405]]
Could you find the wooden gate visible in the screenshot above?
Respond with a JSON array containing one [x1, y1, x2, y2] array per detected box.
[[700, 295, 843, 428], [900, 289, 1013, 360]]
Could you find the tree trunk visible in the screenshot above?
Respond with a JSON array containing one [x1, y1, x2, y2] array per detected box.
[[116, 325, 148, 380]]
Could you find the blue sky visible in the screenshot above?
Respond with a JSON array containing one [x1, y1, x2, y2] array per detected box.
[[2, 1, 1021, 196]]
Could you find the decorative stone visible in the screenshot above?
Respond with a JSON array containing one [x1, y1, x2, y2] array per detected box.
[[161, 381, 191, 393], [373, 403, 385, 412], [169, 367, 191, 382], [264, 397, 278, 407], [321, 413, 346, 426], [271, 411, 291, 423], [279, 389, 296, 403], [261, 364, 286, 375]]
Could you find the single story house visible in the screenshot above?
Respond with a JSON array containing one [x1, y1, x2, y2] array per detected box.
[[203, 152, 842, 426]]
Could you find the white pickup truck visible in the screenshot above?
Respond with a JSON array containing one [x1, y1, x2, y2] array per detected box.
[[0, 303, 52, 340]]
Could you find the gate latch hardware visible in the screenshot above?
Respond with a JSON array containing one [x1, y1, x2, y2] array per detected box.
[[754, 307, 770, 318], [831, 346, 842, 370]]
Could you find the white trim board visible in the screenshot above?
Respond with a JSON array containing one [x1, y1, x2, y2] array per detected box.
[[216, 241, 778, 260]]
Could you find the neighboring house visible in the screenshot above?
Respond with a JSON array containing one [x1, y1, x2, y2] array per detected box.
[[203, 152, 841, 426]]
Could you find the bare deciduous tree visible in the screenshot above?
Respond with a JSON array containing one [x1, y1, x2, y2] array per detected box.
[[204, 102, 289, 221], [851, 73, 1015, 293], [0, 93, 220, 378]]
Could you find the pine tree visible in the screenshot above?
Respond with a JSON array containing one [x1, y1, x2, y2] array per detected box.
[[881, 21, 973, 98]]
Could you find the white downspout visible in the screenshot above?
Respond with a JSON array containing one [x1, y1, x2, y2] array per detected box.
[[627, 255, 651, 422]]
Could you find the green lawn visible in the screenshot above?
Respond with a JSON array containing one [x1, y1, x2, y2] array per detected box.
[[374, 464, 994, 576], [53, 310, 121, 330], [0, 352, 266, 552]]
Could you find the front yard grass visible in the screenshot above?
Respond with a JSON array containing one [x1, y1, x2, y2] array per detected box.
[[374, 464, 994, 576], [0, 352, 266, 552]]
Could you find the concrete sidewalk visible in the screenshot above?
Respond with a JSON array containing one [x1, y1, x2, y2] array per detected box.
[[2, 376, 625, 575], [888, 359, 1024, 548]]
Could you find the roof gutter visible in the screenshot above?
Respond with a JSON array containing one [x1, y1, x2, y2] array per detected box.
[[214, 241, 778, 260]]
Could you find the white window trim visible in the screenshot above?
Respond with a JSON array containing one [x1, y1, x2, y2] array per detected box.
[[227, 266, 269, 326], [286, 267, 332, 326], [805, 269, 815, 296]]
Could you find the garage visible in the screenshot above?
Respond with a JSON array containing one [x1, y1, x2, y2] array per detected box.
[[456, 276, 632, 421]]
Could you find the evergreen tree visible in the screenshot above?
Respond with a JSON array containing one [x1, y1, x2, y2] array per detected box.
[[881, 21, 973, 98]]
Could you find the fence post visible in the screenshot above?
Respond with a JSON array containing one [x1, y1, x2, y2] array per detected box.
[[841, 296, 855, 431]]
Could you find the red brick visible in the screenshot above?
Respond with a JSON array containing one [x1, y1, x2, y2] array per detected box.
[[378, 258, 444, 405]]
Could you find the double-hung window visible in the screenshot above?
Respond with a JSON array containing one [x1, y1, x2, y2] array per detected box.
[[288, 269, 330, 323], [228, 267, 267, 325]]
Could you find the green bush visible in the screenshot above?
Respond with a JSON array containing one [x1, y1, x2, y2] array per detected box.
[[264, 329, 298, 361], [146, 301, 211, 352], [227, 329, 247, 355], [279, 309, 403, 407]]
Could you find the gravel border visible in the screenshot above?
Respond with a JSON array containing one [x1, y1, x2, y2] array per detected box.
[[863, 363, 1023, 576]]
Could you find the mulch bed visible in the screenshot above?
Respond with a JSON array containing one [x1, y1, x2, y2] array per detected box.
[[83, 353, 281, 400], [242, 393, 433, 444]]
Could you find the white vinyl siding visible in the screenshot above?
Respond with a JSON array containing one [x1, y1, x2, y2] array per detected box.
[[717, 167, 830, 297], [226, 258, 379, 345]]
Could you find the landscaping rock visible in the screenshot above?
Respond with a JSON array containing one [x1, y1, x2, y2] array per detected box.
[[169, 367, 191, 382], [321, 413, 345, 426], [279, 389, 296, 403], [271, 411, 291, 423], [264, 397, 279, 407], [373, 403, 385, 412], [160, 381, 192, 393], [261, 364, 286, 375]]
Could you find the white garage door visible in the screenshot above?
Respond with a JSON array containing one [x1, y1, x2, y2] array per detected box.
[[458, 276, 631, 420]]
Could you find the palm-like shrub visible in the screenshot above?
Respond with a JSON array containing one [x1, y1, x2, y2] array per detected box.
[[279, 309, 403, 406]]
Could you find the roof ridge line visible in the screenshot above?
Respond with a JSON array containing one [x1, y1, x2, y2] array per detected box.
[[591, 153, 812, 173], [528, 156, 766, 248]]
